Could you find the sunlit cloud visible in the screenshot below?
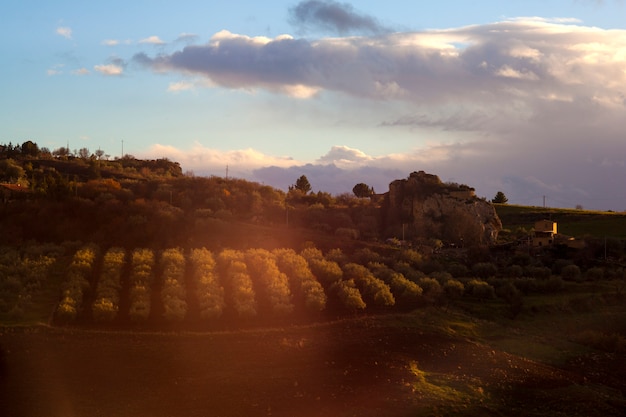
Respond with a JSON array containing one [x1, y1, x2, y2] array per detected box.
[[129, 16, 626, 210], [72, 68, 90, 75], [139, 35, 166, 45], [175, 33, 199, 44], [102, 39, 132, 46], [167, 81, 195, 92], [94, 64, 123, 76], [47, 64, 64, 76], [56, 26, 72, 39]]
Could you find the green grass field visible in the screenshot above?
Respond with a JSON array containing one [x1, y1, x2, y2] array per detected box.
[[495, 204, 626, 239]]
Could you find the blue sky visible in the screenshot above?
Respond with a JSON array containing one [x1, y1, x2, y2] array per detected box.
[[2, 0, 626, 210]]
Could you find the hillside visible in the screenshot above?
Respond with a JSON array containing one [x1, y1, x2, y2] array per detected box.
[[2, 142, 626, 416], [495, 204, 626, 239]]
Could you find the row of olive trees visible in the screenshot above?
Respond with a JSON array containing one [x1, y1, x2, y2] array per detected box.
[[0, 245, 60, 319], [92, 247, 125, 322], [160, 248, 188, 321], [56, 245, 98, 322], [56, 244, 615, 324], [128, 248, 155, 322], [189, 248, 225, 319], [217, 249, 258, 318]]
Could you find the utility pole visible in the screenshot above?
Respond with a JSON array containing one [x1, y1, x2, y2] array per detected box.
[[121, 140, 124, 158]]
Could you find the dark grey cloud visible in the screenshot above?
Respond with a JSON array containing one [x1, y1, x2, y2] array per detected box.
[[288, 0, 391, 35]]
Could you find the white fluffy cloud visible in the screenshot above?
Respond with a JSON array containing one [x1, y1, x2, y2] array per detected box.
[[131, 18, 626, 210], [139, 35, 166, 45], [94, 64, 123, 76], [56, 26, 72, 39]]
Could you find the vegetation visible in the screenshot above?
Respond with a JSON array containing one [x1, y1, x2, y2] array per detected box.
[[492, 190, 508, 204], [2, 142, 626, 416]]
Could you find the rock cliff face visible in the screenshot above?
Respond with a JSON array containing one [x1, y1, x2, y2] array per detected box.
[[382, 171, 502, 246]]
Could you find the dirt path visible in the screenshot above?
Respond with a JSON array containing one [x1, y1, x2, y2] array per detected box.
[[1, 320, 624, 417]]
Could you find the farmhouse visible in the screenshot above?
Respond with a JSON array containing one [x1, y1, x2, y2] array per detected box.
[[533, 220, 557, 247], [532, 219, 585, 249]]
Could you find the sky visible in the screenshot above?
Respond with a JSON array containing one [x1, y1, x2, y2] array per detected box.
[[2, 0, 626, 211]]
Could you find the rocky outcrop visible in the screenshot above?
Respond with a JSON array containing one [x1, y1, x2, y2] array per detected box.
[[382, 171, 502, 246]]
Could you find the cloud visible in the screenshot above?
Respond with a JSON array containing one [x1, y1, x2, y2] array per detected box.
[[131, 18, 626, 210], [94, 64, 123, 76], [72, 68, 90, 75], [175, 33, 199, 44], [167, 81, 195, 92], [56, 26, 72, 39], [102, 39, 132, 46], [316, 145, 373, 167], [141, 143, 300, 176], [139, 35, 166, 45], [288, 0, 391, 35], [133, 19, 626, 109]]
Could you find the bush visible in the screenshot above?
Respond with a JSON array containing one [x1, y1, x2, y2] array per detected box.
[[443, 279, 464, 303], [417, 277, 442, 304], [343, 263, 395, 308], [330, 279, 366, 311], [368, 262, 422, 307], [447, 263, 469, 278], [524, 266, 552, 280], [471, 262, 498, 279], [505, 264, 523, 278], [466, 279, 496, 300], [561, 264, 582, 282], [585, 267, 604, 282]]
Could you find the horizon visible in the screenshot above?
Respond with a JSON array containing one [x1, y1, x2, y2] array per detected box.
[[2, 0, 626, 211]]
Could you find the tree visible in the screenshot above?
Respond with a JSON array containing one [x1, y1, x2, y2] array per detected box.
[[352, 183, 374, 198], [293, 175, 312, 194], [492, 191, 508, 204], [21, 140, 40, 157]]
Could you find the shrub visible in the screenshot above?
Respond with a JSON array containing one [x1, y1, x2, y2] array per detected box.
[[447, 263, 469, 278], [471, 262, 498, 279], [443, 279, 464, 302], [329, 279, 366, 311], [343, 263, 395, 308], [466, 279, 496, 300], [561, 264, 582, 282], [417, 277, 442, 304], [505, 264, 523, 278], [524, 266, 552, 280], [368, 262, 422, 307], [585, 267, 604, 282]]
